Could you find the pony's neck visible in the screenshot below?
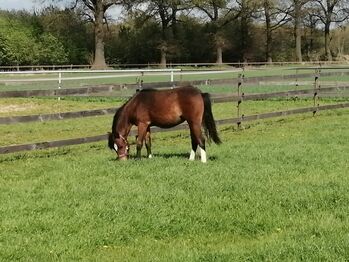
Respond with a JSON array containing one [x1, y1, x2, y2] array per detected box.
[[116, 108, 132, 138]]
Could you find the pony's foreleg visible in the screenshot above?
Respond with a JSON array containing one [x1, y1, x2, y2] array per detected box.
[[189, 133, 198, 161], [136, 124, 148, 159], [145, 128, 152, 158]]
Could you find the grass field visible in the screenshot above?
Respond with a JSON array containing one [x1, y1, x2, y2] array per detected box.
[[1, 109, 348, 261], [1, 67, 349, 261]]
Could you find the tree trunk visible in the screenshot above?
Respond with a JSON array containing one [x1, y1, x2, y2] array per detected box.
[[265, 2, 273, 63], [160, 46, 167, 68], [324, 22, 332, 61], [265, 30, 273, 63], [239, 15, 249, 62], [216, 46, 223, 64], [294, 5, 303, 62], [91, 1, 107, 69]]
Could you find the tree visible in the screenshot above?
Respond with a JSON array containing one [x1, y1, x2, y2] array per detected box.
[[193, 0, 239, 64], [235, 0, 260, 62], [258, 0, 290, 62], [0, 11, 68, 65], [311, 0, 349, 60], [44, 0, 125, 68], [39, 7, 91, 64], [131, 0, 189, 67], [38, 33, 68, 64], [288, 0, 311, 62]]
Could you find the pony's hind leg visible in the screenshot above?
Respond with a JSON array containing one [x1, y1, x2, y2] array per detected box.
[[145, 128, 152, 158], [189, 122, 206, 163]]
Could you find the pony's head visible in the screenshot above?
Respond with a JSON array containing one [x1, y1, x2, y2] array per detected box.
[[108, 132, 129, 160]]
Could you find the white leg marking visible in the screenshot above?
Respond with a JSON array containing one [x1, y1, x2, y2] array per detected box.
[[189, 149, 196, 161], [200, 147, 207, 163]]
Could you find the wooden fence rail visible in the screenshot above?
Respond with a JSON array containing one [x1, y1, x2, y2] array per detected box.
[[1, 102, 348, 155]]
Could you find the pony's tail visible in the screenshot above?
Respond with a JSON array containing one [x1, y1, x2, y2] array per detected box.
[[202, 93, 222, 145], [108, 132, 115, 150]]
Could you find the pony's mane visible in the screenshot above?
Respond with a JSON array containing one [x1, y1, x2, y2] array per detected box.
[[111, 96, 134, 134], [136, 88, 157, 93]]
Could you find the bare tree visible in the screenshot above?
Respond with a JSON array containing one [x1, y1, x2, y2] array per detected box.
[[283, 0, 311, 62], [259, 0, 291, 62], [311, 0, 349, 60], [193, 0, 240, 64], [235, 0, 260, 62], [131, 0, 188, 67]]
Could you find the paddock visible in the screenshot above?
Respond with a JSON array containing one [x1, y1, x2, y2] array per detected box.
[[1, 65, 349, 260]]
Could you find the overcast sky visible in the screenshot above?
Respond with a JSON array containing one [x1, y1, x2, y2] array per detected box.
[[1, 0, 35, 10], [0, 0, 61, 11], [1, 0, 122, 18]]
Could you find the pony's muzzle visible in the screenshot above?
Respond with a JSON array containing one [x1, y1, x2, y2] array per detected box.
[[119, 156, 128, 161]]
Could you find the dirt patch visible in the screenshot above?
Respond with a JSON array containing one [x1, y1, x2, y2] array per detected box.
[[0, 104, 35, 114]]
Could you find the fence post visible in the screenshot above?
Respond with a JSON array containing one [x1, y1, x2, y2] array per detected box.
[[295, 68, 299, 90], [313, 68, 320, 116], [170, 70, 175, 89], [237, 72, 244, 128], [58, 72, 62, 101]]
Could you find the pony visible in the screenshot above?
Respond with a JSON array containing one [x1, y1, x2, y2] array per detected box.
[[108, 85, 221, 163]]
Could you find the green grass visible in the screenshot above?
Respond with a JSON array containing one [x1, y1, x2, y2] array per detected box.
[[0, 109, 348, 261], [198, 83, 313, 94], [0, 97, 126, 117]]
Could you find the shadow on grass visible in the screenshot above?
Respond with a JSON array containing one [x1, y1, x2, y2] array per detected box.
[[108, 152, 218, 161]]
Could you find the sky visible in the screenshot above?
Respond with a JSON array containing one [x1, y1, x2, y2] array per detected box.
[[0, 0, 121, 17], [0, 0, 59, 11], [1, 0, 36, 10]]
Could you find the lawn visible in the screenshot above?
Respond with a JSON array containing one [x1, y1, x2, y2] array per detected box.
[[1, 68, 348, 261], [0, 108, 348, 261]]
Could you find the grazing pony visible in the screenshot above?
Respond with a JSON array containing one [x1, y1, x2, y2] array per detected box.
[[108, 85, 221, 162]]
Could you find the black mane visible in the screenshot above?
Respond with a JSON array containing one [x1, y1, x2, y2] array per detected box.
[[137, 88, 157, 92]]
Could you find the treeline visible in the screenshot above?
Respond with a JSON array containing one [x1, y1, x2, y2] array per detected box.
[[0, 0, 349, 67]]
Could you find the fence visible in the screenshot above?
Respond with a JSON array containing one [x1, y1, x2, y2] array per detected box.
[[1, 61, 349, 71], [0, 69, 182, 90], [1, 85, 349, 125], [0, 67, 348, 154], [1, 102, 348, 154], [1, 69, 349, 98]]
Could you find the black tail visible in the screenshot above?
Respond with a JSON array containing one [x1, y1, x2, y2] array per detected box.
[[202, 93, 222, 144]]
